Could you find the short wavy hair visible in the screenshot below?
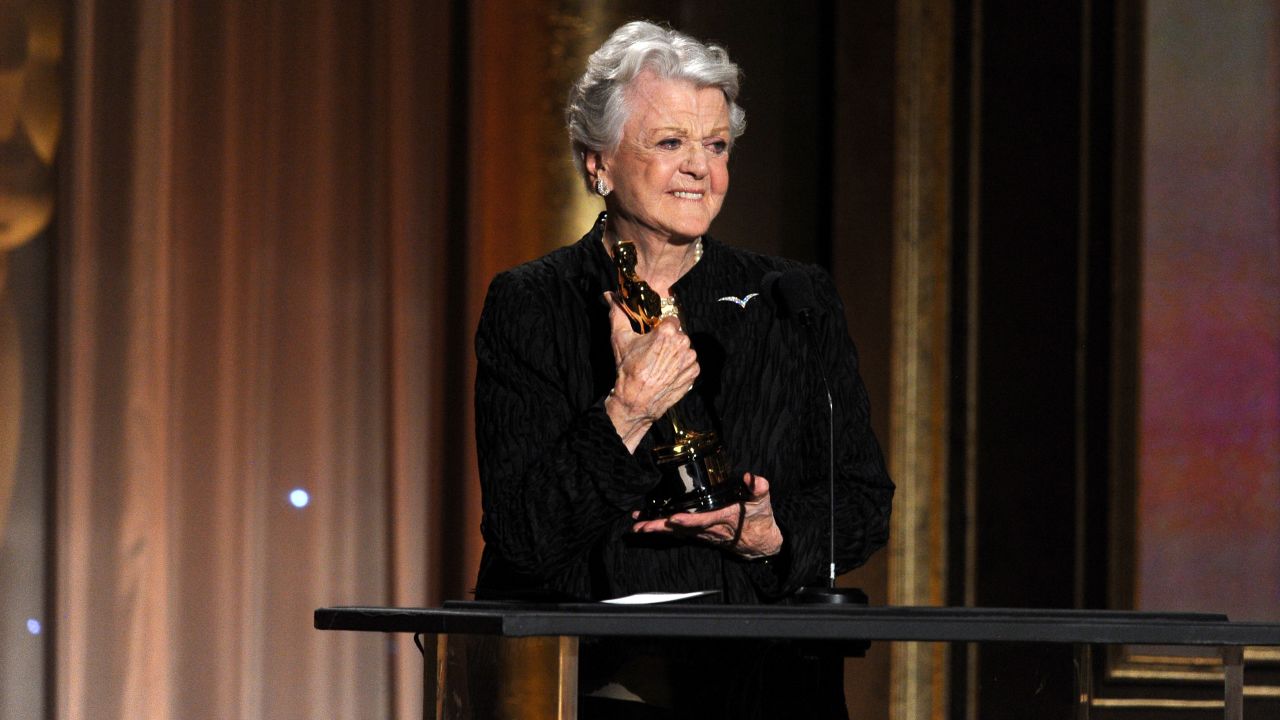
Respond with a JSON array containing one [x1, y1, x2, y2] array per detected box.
[[566, 21, 747, 191]]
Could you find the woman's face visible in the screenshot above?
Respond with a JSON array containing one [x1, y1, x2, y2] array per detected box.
[[598, 72, 731, 243]]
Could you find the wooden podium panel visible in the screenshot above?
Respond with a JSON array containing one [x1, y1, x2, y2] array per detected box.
[[424, 634, 577, 720]]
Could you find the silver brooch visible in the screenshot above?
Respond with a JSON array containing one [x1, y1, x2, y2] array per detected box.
[[717, 293, 759, 309]]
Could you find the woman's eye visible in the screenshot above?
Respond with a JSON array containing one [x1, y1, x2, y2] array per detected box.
[[657, 138, 682, 150], [707, 140, 729, 156]]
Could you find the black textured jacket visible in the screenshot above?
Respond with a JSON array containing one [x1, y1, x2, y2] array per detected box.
[[474, 216, 893, 604]]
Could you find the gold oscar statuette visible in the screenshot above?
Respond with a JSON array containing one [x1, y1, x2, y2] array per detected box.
[[609, 222, 744, 519]]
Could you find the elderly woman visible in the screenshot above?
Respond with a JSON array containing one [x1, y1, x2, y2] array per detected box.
[[474, 20, 893, 719]]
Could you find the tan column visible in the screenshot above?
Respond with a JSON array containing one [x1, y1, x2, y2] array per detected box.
[[889, 1, 954, 719]]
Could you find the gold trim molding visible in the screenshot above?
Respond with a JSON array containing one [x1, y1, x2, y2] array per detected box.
[[889, 1, 954, 719], [1094, 645, 1280, 707]]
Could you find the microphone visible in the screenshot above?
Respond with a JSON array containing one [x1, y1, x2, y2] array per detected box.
[[764, 270, 866, 605], [762, 270, 818, 323]]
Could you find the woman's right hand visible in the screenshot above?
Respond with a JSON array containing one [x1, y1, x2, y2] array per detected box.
[[603, 292, 700, 452]]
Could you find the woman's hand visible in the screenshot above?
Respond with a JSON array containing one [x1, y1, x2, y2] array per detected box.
[[631, 473, 784, 559], [604, 292, 700, 452]]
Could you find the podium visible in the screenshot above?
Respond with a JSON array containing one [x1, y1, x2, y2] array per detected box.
[[315, 602, 1280, 719]]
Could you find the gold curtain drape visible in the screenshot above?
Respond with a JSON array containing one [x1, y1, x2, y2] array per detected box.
[[1, 0, 61, 544], [1, 0, 61, 716], [56, 1, 493, 717]]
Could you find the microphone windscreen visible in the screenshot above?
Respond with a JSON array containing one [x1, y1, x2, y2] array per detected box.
[[776, 269, 817, 316]]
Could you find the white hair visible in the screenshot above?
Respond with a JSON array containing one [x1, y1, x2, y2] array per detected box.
[[566, 21, 747, 191]]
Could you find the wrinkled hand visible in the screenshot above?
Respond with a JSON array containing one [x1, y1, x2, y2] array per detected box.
[[603, 292, 700, 451], [631, 473, 784, 559]]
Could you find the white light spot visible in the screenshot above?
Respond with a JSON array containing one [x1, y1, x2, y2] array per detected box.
[[289, 488, 311, 508], [26, 618, 41, 635]]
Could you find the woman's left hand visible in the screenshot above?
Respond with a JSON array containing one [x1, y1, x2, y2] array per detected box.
[[631, 473, 784, 559]]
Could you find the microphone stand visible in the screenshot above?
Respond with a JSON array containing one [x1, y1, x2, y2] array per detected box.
[[794, 309, 867, 606], [762, 269, 867, 605]]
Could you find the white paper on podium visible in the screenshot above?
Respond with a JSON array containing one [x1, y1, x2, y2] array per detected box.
[[602, 590, 721, 605]]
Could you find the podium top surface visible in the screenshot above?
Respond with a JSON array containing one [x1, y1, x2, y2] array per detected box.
[[313, 602, 1280, 647]]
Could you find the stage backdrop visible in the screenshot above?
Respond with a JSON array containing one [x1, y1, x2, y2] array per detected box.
[[1135, 0, 1280, 623], [46, 1, 913, 719], [22, 1, 1279, 718]]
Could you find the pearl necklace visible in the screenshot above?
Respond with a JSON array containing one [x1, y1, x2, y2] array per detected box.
[[659, 239, 702, 319]]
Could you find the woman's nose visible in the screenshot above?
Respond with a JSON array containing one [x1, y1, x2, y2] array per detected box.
[[681, 144, 709, 176]]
